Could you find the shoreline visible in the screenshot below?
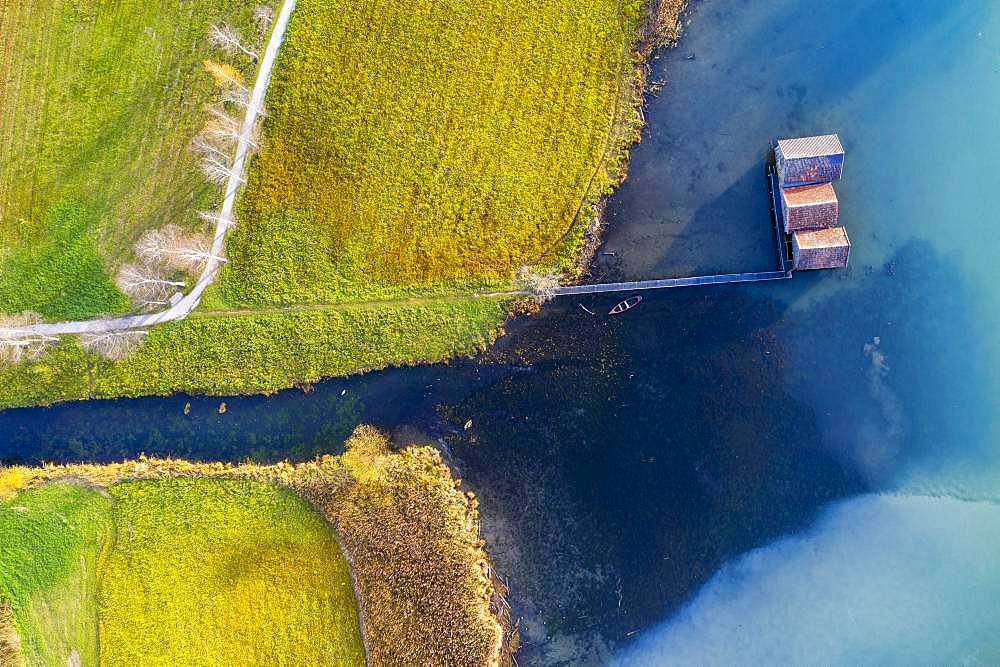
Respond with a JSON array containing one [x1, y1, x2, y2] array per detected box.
[[1, 425, 508, 665], [0, 2, 687, 413], [559, 0, 689, 282]]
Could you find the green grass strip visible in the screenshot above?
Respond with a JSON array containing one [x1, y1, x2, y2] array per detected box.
[[99, 478, 363, 665], [0, 483, 112, 666]]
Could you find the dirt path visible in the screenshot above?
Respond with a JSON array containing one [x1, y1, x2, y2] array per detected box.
[[20, 0, 298, 337]]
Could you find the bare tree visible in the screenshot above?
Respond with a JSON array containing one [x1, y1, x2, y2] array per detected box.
[[218, 86, 266, 118], [208, 23, 258, 61], [0, 313, 58, 366], [219, 85, 250, 106], [191, 134, 231, 161], [203, 106, 257, 148], [517, 266, 562, 304], [254, 5, 274, 26], [116, 264, 186, 310], [200, 153, 245, 186], [136, 225, 226, 273], [198, 210, 234, 230], [81, 330, 149, 361], [203, 106, 242, 143]]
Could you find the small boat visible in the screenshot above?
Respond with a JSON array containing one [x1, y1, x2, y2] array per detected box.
[[609, 295, 642, 315]]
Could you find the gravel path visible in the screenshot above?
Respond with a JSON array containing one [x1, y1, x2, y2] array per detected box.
[[21, 0, 298, 336]]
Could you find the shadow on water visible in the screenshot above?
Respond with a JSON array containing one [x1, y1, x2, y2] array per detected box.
[[597, 0, 975, 282], [597, 162, 777, 281], [441, 233, 991, 664], [611, 237, 1000, 664], [440, 283, 864, 663]]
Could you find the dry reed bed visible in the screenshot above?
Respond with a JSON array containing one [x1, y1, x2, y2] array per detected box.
[[1, 425, 507, 666]]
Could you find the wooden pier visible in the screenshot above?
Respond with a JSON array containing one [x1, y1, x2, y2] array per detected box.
[[542, 161, 793, 298], [479, 136, 850, 302], [548, 269, 789, 296]]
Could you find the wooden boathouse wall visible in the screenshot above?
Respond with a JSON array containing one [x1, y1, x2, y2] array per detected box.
[[775, 134, 845, 187], [774, 133, 850, 270], [792, 227, 851, 270]]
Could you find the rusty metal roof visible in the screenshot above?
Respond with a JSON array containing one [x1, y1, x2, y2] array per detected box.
[[793, 226, 851, 249], [777, 134, 844, 159], [781, 182, 838, 207]]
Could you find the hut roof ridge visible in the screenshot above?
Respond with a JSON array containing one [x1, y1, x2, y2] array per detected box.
[[781, 182, 838, 207], [777, 134, 844, 159], [793, 226, 850, 249]]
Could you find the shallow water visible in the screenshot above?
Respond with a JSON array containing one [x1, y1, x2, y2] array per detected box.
[[2, 0, 999, 663], [604, 0, 1000, 663]]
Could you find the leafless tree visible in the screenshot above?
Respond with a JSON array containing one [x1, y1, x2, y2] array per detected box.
[[220, 85, 250, 106], [116, 264, 186, 310], [136, 225, 226, 273], [253, 5, 274, 29], [198, 210, 234, 230], [200, 153, 245, 186], [517, 266, 562, 304], [209, 23, 258, 61], [0, 313, 58, 366], [191, 134, 231, 161], [218, 87, 266, 118], [203, 106, 257, 148], [205, 106, 241, 138], [81, 330, 149, 361]]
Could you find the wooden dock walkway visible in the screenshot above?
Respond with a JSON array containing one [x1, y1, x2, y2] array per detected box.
[[535, 162, 794, 298], [548, 270, 790, 296]]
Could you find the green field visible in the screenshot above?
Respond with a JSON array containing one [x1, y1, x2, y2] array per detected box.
[[0, 483, 111, 666], [0, 296, 508, 409], [100, 478, 363, 665], [0, 0, 651, 407], [220, 0, 644, 306], [0, 0, 260, 320], [0, 478, 364, 666], [0, 427, 509, 665]]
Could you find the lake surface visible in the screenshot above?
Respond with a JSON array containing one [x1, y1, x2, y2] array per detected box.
[[3, 0, 999, 664]]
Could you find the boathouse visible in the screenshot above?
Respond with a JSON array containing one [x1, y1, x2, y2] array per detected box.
[[792, 226, 851, 270], [775, 134, 844, 187], [780, 182, 839, 232]]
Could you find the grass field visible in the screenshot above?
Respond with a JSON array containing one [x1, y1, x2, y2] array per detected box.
[[0, 483, 112, 666], [0, 0, 656, 408], [0, 425, 508, 665], [0, 296, 508, 409], [100, 478, 364, 665], [0, 478, 364, 666], [219, 0, 645, 306], [0, 0, 261, 320]]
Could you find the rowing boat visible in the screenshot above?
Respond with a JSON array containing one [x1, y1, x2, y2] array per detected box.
[[609, 295, 642, 315]]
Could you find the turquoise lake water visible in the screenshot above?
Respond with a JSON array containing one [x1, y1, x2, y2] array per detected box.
[[612, 0, 1000, 663], [2, 0, 999, 663]]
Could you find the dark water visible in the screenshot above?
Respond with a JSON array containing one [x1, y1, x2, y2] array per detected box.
[[3, 0, 999, 664]]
